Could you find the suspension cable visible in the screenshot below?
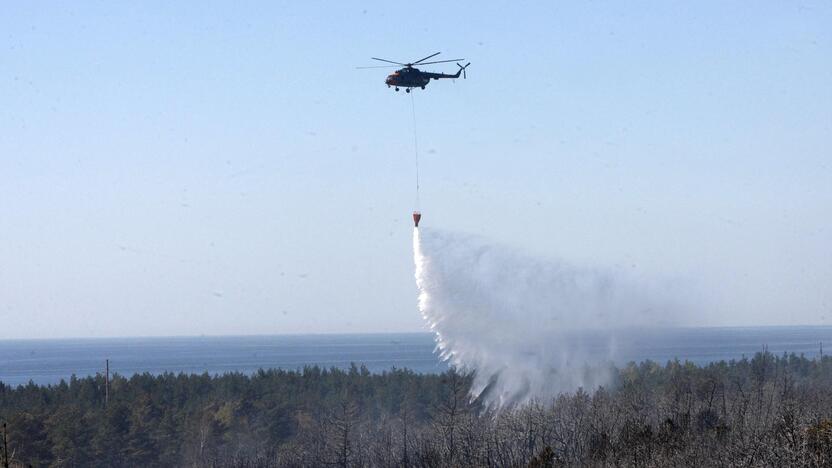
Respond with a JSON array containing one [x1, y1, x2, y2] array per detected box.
[[410, 92, 420, 210]]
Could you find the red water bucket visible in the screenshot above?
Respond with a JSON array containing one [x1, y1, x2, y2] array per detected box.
[[412, 211, 421, 227]]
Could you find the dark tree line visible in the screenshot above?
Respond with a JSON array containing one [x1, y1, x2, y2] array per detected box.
[[2, 353, 832, 467]]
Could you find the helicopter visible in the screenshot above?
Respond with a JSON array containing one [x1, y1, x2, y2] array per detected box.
[[358, 52, 470, 93]]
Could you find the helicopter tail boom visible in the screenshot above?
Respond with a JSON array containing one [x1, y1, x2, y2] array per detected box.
[[424, 62, 471, 81]]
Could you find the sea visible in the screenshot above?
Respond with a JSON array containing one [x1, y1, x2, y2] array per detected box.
[[1, 326, 831, 387]]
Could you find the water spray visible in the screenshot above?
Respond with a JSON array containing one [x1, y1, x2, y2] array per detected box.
[[413, 228, 684, 408]]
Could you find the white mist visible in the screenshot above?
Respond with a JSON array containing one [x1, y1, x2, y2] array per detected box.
[[414, 227, 687, 408]]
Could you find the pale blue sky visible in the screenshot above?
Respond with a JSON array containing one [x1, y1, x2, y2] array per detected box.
[[1, 1, 830, 338]]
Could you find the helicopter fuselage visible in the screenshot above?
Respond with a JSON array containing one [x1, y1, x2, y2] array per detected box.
[[385, 67, 460, 90]]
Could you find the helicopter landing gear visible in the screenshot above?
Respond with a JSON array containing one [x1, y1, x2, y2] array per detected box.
[[395, 87, 400, 92], [405, 88, 411, 93]]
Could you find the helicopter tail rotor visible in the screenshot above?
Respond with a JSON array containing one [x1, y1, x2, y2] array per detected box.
[[457, 62, 471, 79]]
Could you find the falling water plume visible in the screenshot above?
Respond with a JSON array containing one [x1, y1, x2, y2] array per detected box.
[[413, 227, 686, 408]]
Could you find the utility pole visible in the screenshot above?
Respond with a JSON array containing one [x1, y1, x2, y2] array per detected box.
[[105, 359, 110, 408]]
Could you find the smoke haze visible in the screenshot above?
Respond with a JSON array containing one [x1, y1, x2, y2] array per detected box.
[[413, 227, 690, 408]]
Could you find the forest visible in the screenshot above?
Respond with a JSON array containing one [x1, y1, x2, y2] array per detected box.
[[2, 352, 832, 467]]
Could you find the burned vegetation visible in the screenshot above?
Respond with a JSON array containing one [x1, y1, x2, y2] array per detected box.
[[2, 352, 832, 467]]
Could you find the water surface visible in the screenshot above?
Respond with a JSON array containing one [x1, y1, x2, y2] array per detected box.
[[1, 327, 830, 386]]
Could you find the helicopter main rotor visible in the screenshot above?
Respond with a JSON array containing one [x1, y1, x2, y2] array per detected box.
[[356, 52, 465, 69]]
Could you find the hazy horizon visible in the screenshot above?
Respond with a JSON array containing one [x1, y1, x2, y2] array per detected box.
[[1, 323, 830, 343]]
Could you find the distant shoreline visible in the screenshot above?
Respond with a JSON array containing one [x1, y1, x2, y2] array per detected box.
[[2, 326, 831, 387]]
